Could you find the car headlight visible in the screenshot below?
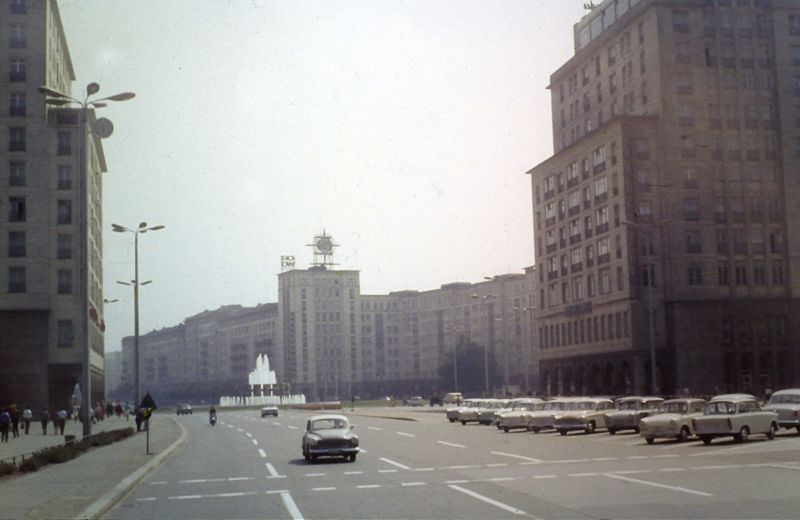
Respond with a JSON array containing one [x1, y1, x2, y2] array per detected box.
[[350, 436, 359, 447], [307, 434, 320, 446]]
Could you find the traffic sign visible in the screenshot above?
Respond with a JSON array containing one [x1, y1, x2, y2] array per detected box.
[[140, 393, 157, 410]]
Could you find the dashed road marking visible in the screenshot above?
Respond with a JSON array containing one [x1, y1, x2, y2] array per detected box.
[[604, 473, 712, 497], [236, 428, 244, 432], [378, 469, 398, 473], [446, 465, 480, 470], [357, 484, 381, 489], [396, 431, 416, 438], [266, 462, 282, 478], [312, 487, 336, 491], [305, 473, 326, 477], [169, 495, 203, 500], [252, 439, 258, 446], [228, 477, 252, 482], [343, 471, 364, 475], [448, 484, 530, 517], [437, 440, 467, 449], [258, 448, 267, 458], [136, 497, 156, 502], [150, 481, 167, 486], [444, 479, 469, 484], [246, 432, 253, 438], [660, 467, 687, 472], [178, 479, 207, 484], [492, 451, 543, 463], [380, 457, 411, 470], [486, 463, 508, 468], [280, 492, 304, 520], [567, 472, 597, 477], [414, 467, 435, 472], [367, 426, 383, 431], [401, 482, 427, 487], [274, 422, 282, 426], [287, 425, 299, 430]]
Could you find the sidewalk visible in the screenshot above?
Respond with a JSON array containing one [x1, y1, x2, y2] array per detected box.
[[0, 416, 135, 464], [0, 414, 185, 520]]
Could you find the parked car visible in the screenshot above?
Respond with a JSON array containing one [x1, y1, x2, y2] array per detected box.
[[447, 398, 475, 423], [528, 398, 576, 433], [406, 396, 427, 407], [553, 398, 615, 435], [496, 399, 545, 432], [176, 403, 192, 415], [477, 399, 511, 425], [443, 392, 463, 406], [692, 393, 779, 445], [261, 405, 279, 417], [638, 398, 707, 444], [604, 396, 664, 434], [763, 388, 800, 434], [302, 414, 359, 462]]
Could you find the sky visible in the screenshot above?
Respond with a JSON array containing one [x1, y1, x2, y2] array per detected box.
[[57, 0, 589, 352]]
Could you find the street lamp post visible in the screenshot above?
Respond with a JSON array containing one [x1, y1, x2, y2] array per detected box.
[[113, 223, 164, 409], [39, 83, 135, 438]]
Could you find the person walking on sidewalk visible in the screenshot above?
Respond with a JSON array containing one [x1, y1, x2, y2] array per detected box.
[[22, 406, 32, 434], [0, 409, 10, 442], [56, 409, 67, 435], [40, 409, 49, 434], [9, 404, 20, 438]]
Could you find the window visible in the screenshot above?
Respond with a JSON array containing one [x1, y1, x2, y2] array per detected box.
[[587, 274, 596, 297], [9, 161, 25, 186], [753, 264, 766, 285], [679, 105, 694, 126], [9, 127, 25, 151], [633, 138, 650, 160], [570, 247, 583, 266], [57, 320, 74, 348], [769, 230, 784, 254], [9, 196, 25, 222], [592, 146, 606, 173], [688, 263, 703, 285], [735, 264, 748, 285], [58, 131, 72, 156], [637, 201, 652, 219], [791, 15, 800, 36], [684, 198, 700, 220], [9, 93, 25, 117], [57, 233, 72, 260], [596, 207, 609, 229], [57, 165, 72, 190], [8, 231, 25, 257], [772, 261, 784, 285], [594, 176, 608, 198], [9, 59, 25, 82], [718, 263, 729, 285], [57, 269, 72, 294], [684, 168, 698, 189], [57, 200, 72, 225], [597, 237, 610, 261], [599, 268, 611, 294], [8, 266, 25, 293], [716, 229, 728, 254], [617, 266, 624, 291], [10, 0, 27, 14], [642, 263, 656, 287], [686, 229, 703, 253], [9, 25, 26, 48], [673, 10, 690, 33]]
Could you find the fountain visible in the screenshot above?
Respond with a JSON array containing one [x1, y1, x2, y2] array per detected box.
[[219, 353, 305, 407]]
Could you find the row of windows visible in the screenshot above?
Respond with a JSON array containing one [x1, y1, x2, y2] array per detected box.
[[540, 310, 631, 350], [5, 265, 73, 294], [8, 162, 73, 188], [638, 260, 785, 288], [7, 127, 74, 154], [543, 265, 626, 309], [7, 197, 72, 223], [6, 231, 72, 259]]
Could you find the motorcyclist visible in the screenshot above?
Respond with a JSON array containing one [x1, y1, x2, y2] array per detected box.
[[209, 406, 217, 425]]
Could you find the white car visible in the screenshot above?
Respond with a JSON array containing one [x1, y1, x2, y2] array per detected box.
[[407, 396, 427, 407], [639, 398, 707, 444], [261, 406, 278, 417], [693, 394, 778, 445], [763, 388, 800, 434], [496, 399, 545, 432]]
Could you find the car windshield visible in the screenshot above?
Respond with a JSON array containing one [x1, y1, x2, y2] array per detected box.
[[706, 402, 737, 415], [545, 402, 567, 410], [573, 401, 597, 410], [311, 418, 347, 430], [660, 402, 689, 414], [769, 394, 800, 404], [617, 401, 639, 410]]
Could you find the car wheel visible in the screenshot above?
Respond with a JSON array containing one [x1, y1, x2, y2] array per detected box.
[[585, 421, 596, 434], [461, 421, 467, 425], [767, 423, 776, 440], [701, 436, 712, 445], [646, 437, 655, 445], [678, 426, 690, 443], [796, 426, 800, 435], [608, 428, 616, 435], [559, 429, 567, 436], [350, 453, 357, 462], [449, 418, 455, 423], [503, 427, 509, 433], [735, 426, 749, 443], [531, 427, 540, 434], [310, 454, 318, 462], [634, 427, 640, 434]]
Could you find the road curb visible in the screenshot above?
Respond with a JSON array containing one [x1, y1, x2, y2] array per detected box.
[[348, 413, 418, 422], [74, 416, 188, 520]]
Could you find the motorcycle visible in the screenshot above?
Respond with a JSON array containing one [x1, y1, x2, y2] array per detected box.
[[210, 414, 217, 426]]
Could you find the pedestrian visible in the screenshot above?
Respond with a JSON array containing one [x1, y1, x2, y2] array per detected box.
[[135, 410, 144, 432], [22, 406, 32, 434], [0, 409, 10, 442], [57, 409, 67, 435], [40, 409, 49, 435], [106, 401, 113, 419], [114, 402, 123, 418], [9, 405, 19, 438]]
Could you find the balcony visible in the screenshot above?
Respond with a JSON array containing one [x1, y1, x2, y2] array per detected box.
[[598, 253, 610, 264], [569, 235, 582, 245], [595, 223, 609, 234], [594, 193, 608, 205], [593, 163, 606, 175], [571, 263, 583, 273], [569, 206, 580, 216]]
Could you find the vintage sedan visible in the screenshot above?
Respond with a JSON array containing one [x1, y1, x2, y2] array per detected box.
[[763, 388, 800, 434], [478, 399, 511, 425], [446, 398, 475, 423], [528, 399, 576, 433], [554, 398, 615, 435], [692, 394, 779, 445], [604, 396, 664, 434], [301, 414, 359, 462], [496, 399, 545, 432], [638, 398, 707, 444], [260, 405, 278, 417], [458, 399, 491, 425]]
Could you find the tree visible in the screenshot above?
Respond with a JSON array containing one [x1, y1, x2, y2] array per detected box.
[[437, 336, 497, 396]]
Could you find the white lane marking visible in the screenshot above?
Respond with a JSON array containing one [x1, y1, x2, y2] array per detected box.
[[150, 481, 167, 486], [252, 439, 259, 446], [660, 468, 687, 472], [207, 478, 226, 483], [533, 475, 557, 479], [265, 462, 281, 477], [236, 428, 244, 432], [357, 484, 381, 489], [437, 440, 467, 449], [548, 458, 591, 464], [486, 463, 508, 468], [592, 457, 617, 461], [445, 480, 470, 484], [491, 451, 543, 463], [266, 489, 290, 495], [280, 492, 304, 520], [312, 487, 336, 491], [305, 473, 326, 477], [359, 448, 368, 454], [213, 491, 259, 498], [694, 464, 740, 470], [136, 497, 156, 502], [613, 470, 649, 475], [379, 457, 411, 470], [169, 495, 203, 500], [448, 484, 530, 517], [488, 476, 517, 482], [245, 432, 253, 438], [258, 449, 267, 458], [626, 455, 648, 460], [178, 479, 207, 484], [604, 473, 712, 497], [401, 482, 427, 487], [651, 454, 679, 459], [288, 425, 299, 430], [414, 467, 435, 472], [378, 469, 398, 473], [274, 422, 282, 426], [227, 424, 234, 429], [446, 465, 481, 470], [568, 472, 597, 477], [228, 476, 252, 482], [396, 431, 416, 438], [770, 464, 800, 471], [343, 471, 364, 475], [367, 426, 383, 431]]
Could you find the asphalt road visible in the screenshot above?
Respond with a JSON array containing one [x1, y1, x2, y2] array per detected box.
[[107, 407, 800, 519]]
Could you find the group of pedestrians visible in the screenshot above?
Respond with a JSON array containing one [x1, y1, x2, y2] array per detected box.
[[0, 401, 131, 443]]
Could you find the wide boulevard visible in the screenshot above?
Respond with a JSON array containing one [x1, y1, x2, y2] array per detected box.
[[107, 407, 800, 519]]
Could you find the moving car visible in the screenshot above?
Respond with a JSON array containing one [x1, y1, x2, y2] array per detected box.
[[458, 399, 489, 425], [302, 414, 359, 462], [443, 392, 463, 406], [407, 396, 427, 407], [604, 396, 664, 434], [176, 404, 192, 415], [638, 398, 707, 444], [261, 405, 279, 417], [553, 398, 615, 435], [763, 388, 800, 434], [692, 394, 779, 445]]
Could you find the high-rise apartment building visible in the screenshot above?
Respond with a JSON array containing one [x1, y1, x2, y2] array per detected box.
[[528, 0, 799, 396], [0, 0, 108, 412]]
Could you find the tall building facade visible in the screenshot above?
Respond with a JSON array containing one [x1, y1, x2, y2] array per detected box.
[[528, 0, 799, 396], [0, 0, 108, 412]]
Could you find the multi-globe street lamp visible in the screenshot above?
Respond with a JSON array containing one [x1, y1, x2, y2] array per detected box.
[[39, 83, 135, 438], [112, 222, 164, 409]]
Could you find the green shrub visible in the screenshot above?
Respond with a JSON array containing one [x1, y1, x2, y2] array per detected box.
[[42, 445, 76, 464], [18, 456, 44, 472], [0, 461, 15, 476]]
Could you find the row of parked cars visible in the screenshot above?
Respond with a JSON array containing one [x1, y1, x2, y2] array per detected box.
[[446, 388, 800, 445]]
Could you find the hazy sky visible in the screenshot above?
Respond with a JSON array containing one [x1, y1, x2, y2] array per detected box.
[[57, 0, 588, 352]]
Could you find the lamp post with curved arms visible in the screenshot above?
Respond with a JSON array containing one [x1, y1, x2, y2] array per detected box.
[[39, 83, 135, 438], [112, 222, 164, 409]]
